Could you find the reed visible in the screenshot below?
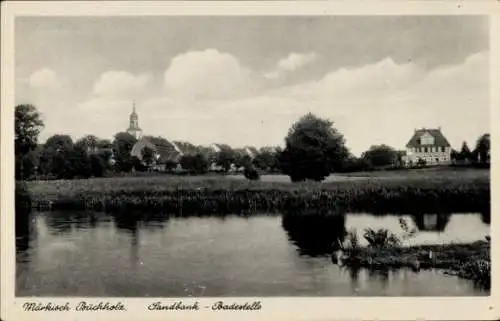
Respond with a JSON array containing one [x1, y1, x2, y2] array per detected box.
[[27, 170, 490, 215]]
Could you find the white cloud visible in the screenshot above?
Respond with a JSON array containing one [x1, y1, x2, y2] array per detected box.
[[92, 71, 149, 98], [265, 52, 317, 79], [146, 51, 487, 155], [43, 51, 488, 157], [163, 49, 258, 100], [278, 52, 317, 72], [29, 68, 59, 89]]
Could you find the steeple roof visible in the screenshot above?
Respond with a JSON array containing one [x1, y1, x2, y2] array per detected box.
[[405, 128, 451, 148], [131, 101, 137, 117]]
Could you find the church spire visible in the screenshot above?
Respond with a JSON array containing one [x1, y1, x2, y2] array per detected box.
[[127, 100, 142, 139]]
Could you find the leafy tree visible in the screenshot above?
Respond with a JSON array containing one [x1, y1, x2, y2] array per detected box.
[[180, 153, 209, 174], [474, 133, 490, 163], [279, 113, 349, 182], [215, 148, 236, 172], [112, 132, 138, 172], [254, 148, 279, 171], [451, 148, 460, 162], [141, 146, 157, 166], [75, 135, 100, 152], [361, 144, 398, 168], [38, 135, 76, 179], [15, 104, 44, 180], [417, 158, 427, 167], [89, 154, 106, 177], [340, 154, 371, 172], [460, 141, 472, 161], [45, 134, 74, 152], [15, 104, 44, 156], [97, 139, 112, 149], [68, 145, 91, 178], [16, 150, 39, 180], [233, 154, 252, 169]]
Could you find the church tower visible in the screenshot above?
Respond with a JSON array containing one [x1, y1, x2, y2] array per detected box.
[[127, 101, 143, 139]]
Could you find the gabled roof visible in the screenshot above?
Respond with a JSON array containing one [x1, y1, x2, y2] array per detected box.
[[131, 136, 182, 163], [406, 128, 451, 148], [210, 143, 233, 153], [172, 141, 199, 156]]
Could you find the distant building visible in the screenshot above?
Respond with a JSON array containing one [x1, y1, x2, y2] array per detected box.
[[126, 101, 143, 140], [403, 127, 452, 166], [234, 146, 259, 159], [130, 136, 183, 165]]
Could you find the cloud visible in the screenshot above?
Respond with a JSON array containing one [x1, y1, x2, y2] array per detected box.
[[153, 51, 487, 155], [29, 68, 59, 89], [41, 51, 488, 158], [278, 52, 317, 72], [265, 52, 317, 79], [163, 49, 258, 101], [92, 71, 149, 98]]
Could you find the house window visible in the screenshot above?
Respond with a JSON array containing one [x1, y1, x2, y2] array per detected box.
[[424, 147, 428, 153], [441, 147, 445, 152]]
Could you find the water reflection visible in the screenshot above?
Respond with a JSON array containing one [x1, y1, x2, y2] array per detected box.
[[44, 211, 102, 235], [411, 213, 451, 232], [481, 211, 491, 224], [281, 209, 346, 256], [112, 212, 170, 268], [16, 211, 489, 297], [16, 213, 34, 255]]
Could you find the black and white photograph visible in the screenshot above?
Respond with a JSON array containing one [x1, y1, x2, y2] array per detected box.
[[1, 2, 498, 321]]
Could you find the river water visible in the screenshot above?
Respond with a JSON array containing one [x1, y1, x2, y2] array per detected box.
[[16, 212, 490, 297]]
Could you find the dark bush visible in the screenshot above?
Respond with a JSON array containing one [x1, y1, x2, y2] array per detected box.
[[243, 166, 260, 180], [16, 181, 32, 212]]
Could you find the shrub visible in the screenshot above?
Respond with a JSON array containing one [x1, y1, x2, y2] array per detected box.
[[363, 228, 401, 247], [459, 259, 491, 289], [344, 228, 361, 256], [243, 166, 260, 180], [180, 153, 209, 174]]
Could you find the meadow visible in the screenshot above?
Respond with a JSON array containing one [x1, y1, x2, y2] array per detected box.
[[26, 167, 490, 215]]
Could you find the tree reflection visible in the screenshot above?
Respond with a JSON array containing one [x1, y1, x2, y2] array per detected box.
[[281, 208, 346, 257], [16, 213, 34, 255], [44, 211, 102, 235], [411, 213, 451, 232], [480, 210, 490, 225], [112, 212, 170, 267]]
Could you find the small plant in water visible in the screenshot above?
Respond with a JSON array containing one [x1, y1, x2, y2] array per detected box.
[[459, 259, 491, 289], [344, 229, 360, 253], [363, 228, 401, 247]]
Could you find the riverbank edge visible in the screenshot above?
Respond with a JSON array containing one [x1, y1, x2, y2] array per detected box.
[[341, 241, 491, 289], [27, 174, 490, 214]]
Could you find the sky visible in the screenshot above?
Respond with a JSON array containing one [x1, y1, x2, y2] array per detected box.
[[15, 16, 490, 156]]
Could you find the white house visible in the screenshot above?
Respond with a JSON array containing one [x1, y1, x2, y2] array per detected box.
[[403, 127, 452, 166]]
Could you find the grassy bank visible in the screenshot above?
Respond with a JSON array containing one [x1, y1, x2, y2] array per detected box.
[[342, 241, 491, 289], [27, 168, 490, 215]]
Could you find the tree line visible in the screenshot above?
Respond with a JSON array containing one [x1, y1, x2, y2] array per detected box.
[[15, 104, 490, 182]]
